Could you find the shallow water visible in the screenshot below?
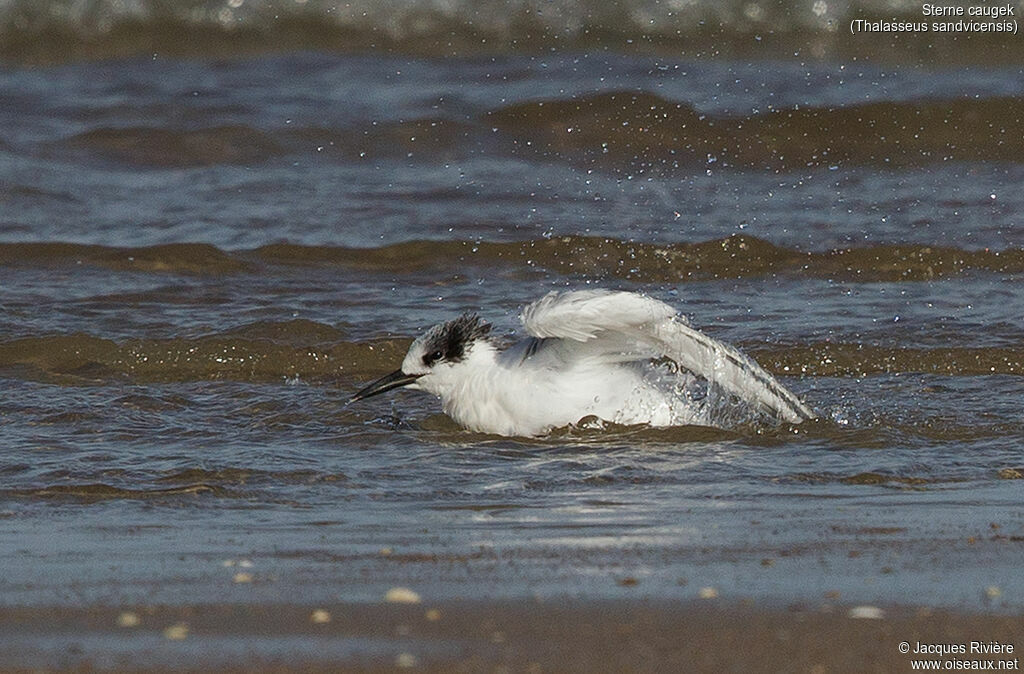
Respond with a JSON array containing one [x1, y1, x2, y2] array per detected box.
[[1, 1, 1023, 616]]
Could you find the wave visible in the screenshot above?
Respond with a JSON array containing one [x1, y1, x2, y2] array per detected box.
[[0, 324, 1020, 383], [751, 344, 1024, 378], [1, 236, 1021, 281], [0, 466, 355, 503], [0, 331, 411, 382], [58, 126, 287, 168], [0, 482, 241, 501], [0, 242, 248, 273], [1, 0, 1018, 63], [488, 92, 1024, 170], [36, 93, 1024, 169], [155, 467, 347, 485], [777, 472, 966, 488]]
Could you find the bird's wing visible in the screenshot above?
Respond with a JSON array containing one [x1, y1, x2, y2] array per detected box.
[[521, 289, 677, 342], [649, 316, 815, 423], [520, 290, 814, 423]]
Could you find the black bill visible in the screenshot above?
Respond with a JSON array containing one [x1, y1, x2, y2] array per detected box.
[[349, 369, 422, 403]]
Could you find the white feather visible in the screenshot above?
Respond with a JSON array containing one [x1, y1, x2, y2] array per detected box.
[[360, 289, 815, 436], [519, 290, 814, 425], [521, 289, 678, 341]]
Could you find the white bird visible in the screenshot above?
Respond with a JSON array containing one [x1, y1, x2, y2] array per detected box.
[[351, 289, 815, 437]]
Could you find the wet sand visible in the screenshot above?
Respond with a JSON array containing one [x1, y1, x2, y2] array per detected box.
[[2, 600, 1020, 672]]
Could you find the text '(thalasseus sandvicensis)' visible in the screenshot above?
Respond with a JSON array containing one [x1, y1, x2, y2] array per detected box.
[[351, 289, 815, 436]]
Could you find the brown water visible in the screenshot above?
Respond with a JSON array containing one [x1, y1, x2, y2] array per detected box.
[[1, 5, 1023, 660]]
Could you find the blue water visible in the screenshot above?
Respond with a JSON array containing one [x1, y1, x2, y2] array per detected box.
[[1, 41, 1023, 625]]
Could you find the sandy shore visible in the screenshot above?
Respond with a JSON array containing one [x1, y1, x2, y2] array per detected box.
[[2, 599, 1020, 672]]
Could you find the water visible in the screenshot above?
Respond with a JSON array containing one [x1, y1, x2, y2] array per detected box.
[[1, 0, 1023, 625]]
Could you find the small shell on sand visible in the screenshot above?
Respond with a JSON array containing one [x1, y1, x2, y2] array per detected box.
[[385, 587, 422, 604], [848, 605, 885, 620], [163, 622, 190, 640], [310, 609, 331, 624], [232, 572, 254, 583], [395, 653, 419, 668], [116, 611, 140, 628], [698, 587, 719, 599], [985, 586, 1002, 599], [424, 608, 441, 622]]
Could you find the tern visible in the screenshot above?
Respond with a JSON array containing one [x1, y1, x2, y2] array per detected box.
[[351, 289, 814, 436]]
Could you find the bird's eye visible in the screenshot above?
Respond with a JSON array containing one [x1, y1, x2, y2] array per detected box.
[[424, 350, 443, 365]]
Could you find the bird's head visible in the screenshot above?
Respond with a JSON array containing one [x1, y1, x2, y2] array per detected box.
[[350, 312, 493, 403]]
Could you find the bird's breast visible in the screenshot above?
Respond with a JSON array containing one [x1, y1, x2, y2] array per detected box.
[[440, 360, 654, 437]]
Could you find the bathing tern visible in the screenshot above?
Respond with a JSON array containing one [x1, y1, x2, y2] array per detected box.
[[351, 289, 814, 436]]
